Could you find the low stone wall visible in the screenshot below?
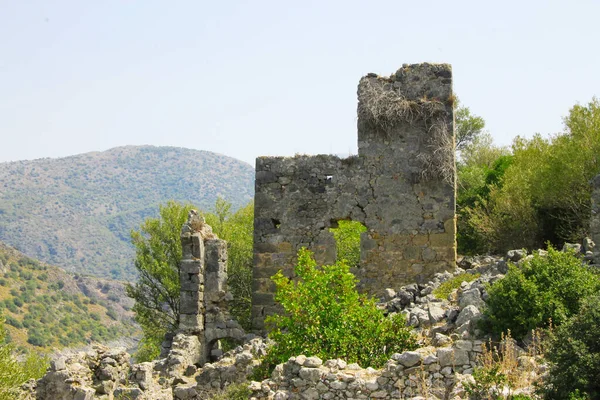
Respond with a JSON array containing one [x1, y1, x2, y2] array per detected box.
[[248, 343, 483, 400]]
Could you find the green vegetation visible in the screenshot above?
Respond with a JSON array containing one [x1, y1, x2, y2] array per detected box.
[[0, 146, 254, 280], [457, 98, 600, 255], [433, 272, 480, 300], [212, 383, 252, 400], [482, 246, 600, 339], [329, 220, 367, 267], [0, 317, 48, 399], [127, 199, 255, 361], [126, 201, 194, 361], [543, 295, 600, 399], [254, 248, 417, 379], [205, 199, 254, 330], [0, 243, 135, 351]]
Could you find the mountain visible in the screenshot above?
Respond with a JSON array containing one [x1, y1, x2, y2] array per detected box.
[[0, 241, 136, 351], [0, 146, 254, 279]]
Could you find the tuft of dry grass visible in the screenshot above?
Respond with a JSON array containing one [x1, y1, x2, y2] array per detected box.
[[465, 330, 547, 399]]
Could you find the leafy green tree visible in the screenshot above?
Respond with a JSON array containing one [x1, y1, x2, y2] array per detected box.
[[126, 200, 194, 361], [255, 249, 417, 378], [329, 220, 367, 267], [463, 98, 600, 253], [205, 200, 254, 330], [455, 100, 486, 153]]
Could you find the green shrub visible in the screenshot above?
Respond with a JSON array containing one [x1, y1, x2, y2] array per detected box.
[[0, 317, 48, 399], [483, 246, 600, 339], [541, 295, 600, 399], [433, 272, 480, 300], [256, 248, 417, 379]]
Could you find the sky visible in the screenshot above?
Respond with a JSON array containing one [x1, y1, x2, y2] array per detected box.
[[1, 1, 599, 166]]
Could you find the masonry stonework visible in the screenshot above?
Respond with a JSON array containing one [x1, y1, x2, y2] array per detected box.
[[252, 63, 457, 329], [178, 211, 244, 364]]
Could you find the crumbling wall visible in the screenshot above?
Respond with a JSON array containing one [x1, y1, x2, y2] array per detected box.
[[178, 211, 244, 364], [591, 174, 600, 264], [253, 63, 456, 329]]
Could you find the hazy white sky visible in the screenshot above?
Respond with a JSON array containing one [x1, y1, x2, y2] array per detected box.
[[1, 1, 598, 166]]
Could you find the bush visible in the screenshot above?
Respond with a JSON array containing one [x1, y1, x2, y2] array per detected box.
[[0, 318, 48, 399], [433, 272, 480, 300], [542, 295, 600, 399], [256, 249, 417, 378], [483, 246, 600, 339]]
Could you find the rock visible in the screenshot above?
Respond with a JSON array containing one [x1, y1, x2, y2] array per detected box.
[[496, 260, 508, 274], [432, 333, 452, 347], [393, 351, 422, 367], [455, 305, 481, 327], [437, 347, 470, 367], [563, 242, 582, 253], [303, 356, 323, 368], [382, 288, 396, 301], [506, 249, 527, 262], [458, 256, 477, 270], [51, 357, 66, 371], [458, 288, 485, 310], [583, 237, 595, 253]]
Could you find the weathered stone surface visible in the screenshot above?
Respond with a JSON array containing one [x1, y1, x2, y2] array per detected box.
[[252, 63, 457, 329], [455, 305, 481, 327]]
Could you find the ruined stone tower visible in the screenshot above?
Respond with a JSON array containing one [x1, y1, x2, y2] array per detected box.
[[252, 63, 457, 329], [178, 210, 244, 364]]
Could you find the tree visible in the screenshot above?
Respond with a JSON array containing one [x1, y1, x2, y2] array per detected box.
[[329, 220, 367, 267], [454, 98, 510, 254], [126, 201, 194, 361], [464, 98, 600, 253], [205, 200, 254, 330], [455, 99, 486, 153]]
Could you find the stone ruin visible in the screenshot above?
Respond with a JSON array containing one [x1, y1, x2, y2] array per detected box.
[[173, 210, 245, 364], [252, 63, 457, 329]]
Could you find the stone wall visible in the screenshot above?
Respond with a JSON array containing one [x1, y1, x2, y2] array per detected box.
[[591, 174, 600, 264], [249, 344, 481, 400], [253, 63, 457, 329], [174, 211, 244, 364]]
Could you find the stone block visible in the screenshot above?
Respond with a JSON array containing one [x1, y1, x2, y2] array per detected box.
[[179, 313, 203, 333], [180, 291, 203, 314], [429, 232, 454, 247], [181, 260, 202, 275]]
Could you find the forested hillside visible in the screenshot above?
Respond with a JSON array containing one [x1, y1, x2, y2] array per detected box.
[[0, 242, 136, 351], [0, 146, 254, 279]]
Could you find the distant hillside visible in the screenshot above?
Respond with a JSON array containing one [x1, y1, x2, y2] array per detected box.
[[0, 242, 136, 351], [0, 146, 254, 279]]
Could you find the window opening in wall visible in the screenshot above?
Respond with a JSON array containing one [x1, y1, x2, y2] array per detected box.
[[271, 218, 281, 229], [325, 175, 333, 182], [329, 220, 367, 268]]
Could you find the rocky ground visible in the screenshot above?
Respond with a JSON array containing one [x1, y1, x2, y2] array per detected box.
[[20, 240, 597, 399]]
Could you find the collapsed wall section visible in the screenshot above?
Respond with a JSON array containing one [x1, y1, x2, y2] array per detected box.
[[253, 63, 457, 330]]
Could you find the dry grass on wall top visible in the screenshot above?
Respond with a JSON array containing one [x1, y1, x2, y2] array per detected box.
[[357, 78, 455, 185]]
